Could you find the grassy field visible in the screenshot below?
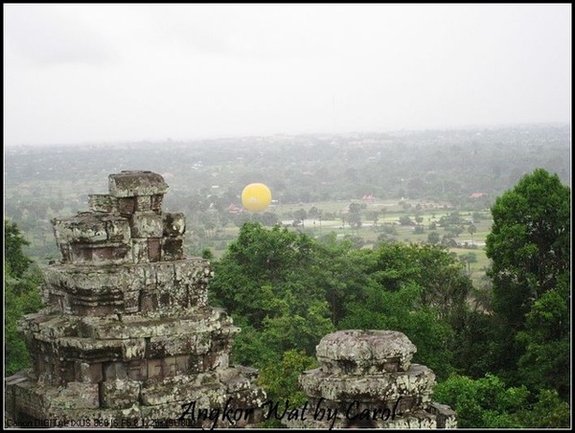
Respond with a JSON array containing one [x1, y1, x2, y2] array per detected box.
[[19, 196, 492, 291], [197, 199, 493, 288]]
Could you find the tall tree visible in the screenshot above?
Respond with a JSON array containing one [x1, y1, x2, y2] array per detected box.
[[515, 275, 570, 399], [5, 220, 42, 375], [5, 220, 32, 278], [293, 208, 307, 229], [468, 223, 477, 244], [347, 203, 362, 229], [485, 169, 570, 383], [486, 169, 570, 331], [427, 231, 441, 245]]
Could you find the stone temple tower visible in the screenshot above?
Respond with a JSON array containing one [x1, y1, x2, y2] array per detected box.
[[6, 171, 266, 428], [284, 330, 456, 429]]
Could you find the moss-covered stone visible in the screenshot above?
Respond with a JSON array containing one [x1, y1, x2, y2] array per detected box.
[[284, 330, 456, 429]]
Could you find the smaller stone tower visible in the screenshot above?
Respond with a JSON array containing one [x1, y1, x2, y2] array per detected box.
[[284, 330, 456, 429]]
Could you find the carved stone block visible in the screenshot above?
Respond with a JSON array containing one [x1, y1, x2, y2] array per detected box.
[[147, 359, 164, 380], [131, 238, 148, 263], [136, 195, 152, 212], [148, 238, 161, 262], [122, 338, 146, 360], [127, 360, 147, 381], [139, 289, 157, 313], [163, 213, 186, 236], [316, 329, 417, 374], [104, 362, 128, 380], [117, 197, 136, 215], [151, 194, 164, 212], [124, 290, 140, 313], [109, 171, 168, 198], [76, 362, 103, 383], [102, 379, 141, 409], [162, 237, 184, 261], [130, 212, 163, 238], [89, 194, 118, 213], [105, 217, 130, 243]]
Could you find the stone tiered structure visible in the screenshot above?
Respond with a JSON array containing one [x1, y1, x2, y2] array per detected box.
[[6, 171, 266, 428], [284, 330, 456, 429]]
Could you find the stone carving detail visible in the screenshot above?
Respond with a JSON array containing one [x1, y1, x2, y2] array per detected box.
[[6, 171, 266, 428], [284, 330, 457, 429]]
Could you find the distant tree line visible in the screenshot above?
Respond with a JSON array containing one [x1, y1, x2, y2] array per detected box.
[[5, 126, 570, 261]]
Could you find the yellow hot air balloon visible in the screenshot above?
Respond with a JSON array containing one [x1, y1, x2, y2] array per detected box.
[[241, 183, 272, 212]]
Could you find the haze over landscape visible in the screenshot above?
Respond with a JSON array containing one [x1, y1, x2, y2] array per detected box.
[[4, 4, 573, 429], [4, 4, 571, 146]]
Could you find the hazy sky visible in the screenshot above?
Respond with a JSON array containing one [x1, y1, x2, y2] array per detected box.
[[4, 4, 572, 146]]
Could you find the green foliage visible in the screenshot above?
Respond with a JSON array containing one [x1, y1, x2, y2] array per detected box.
[[451, 310, 501, 378], [314, 236, 376, 325], [435, 374, 569, 428], [369, 242, 471, 324], [516, 276, 570, 399], [256, 350, 318, 427], [201, 248, 214, 260], [5, 220, 32, 277], [439, 211, 465, 228], [486, 168, 570, 330], [210, 224, 473, 400], [5, 220, 43, 375], [209, 222, 334, 366], [485, 169, 570, 386], [258, 350, 318, 406], [435, 374, 528, 428], [226, 319, 278, 367], [427, 231, 440, 244], [340, 283, 455, 379], [516, 389, 570, 428], [210, 222, 313, 324], [398, 215, 413, 226], [259, 298, 334, 355], [328, 242, 472, 379], [210, 223, 471, 377], [6, 276, 32, 375]]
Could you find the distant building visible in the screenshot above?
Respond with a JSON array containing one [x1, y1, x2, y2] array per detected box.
[[227, 203, 243, 214], [469, 192, 487, 199]]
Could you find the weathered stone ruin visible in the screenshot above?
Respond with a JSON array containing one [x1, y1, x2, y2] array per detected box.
[[284, 330, 456, 429], [6, 171, 266, 428]]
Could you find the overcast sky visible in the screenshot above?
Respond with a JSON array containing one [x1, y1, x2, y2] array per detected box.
[[4, 4, 572, 146]]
